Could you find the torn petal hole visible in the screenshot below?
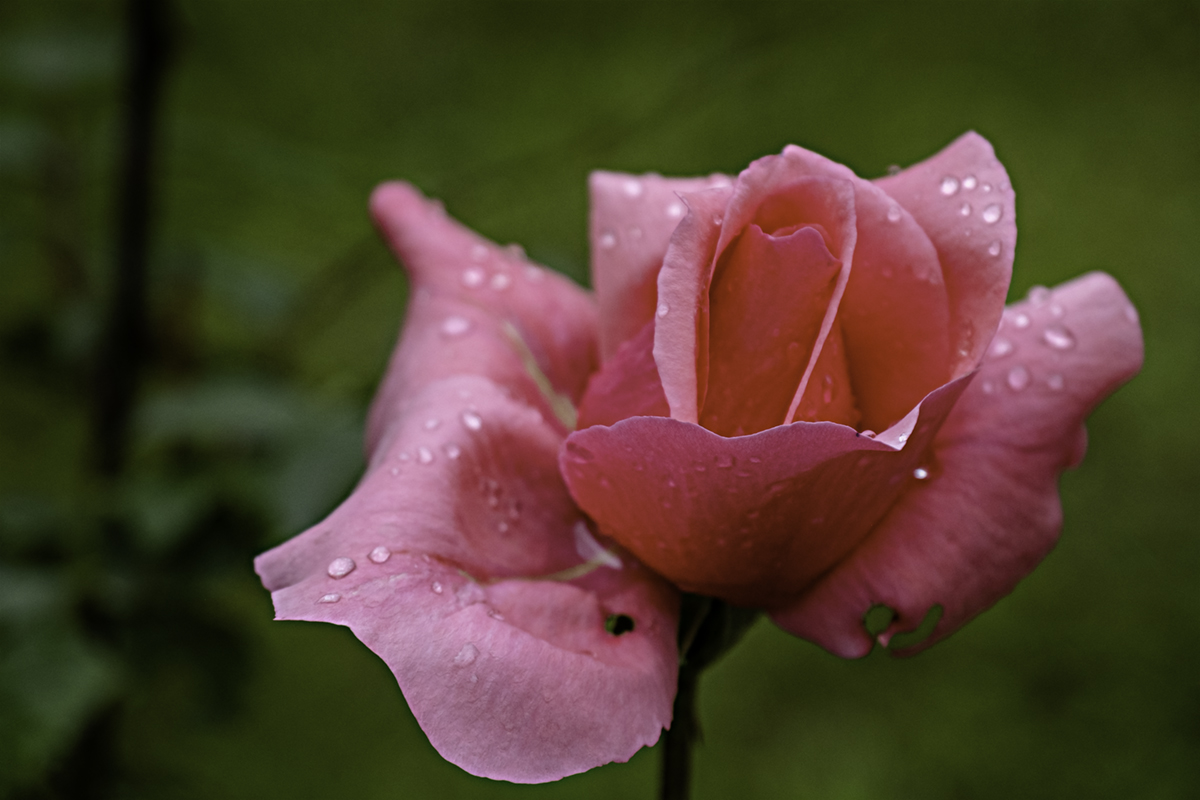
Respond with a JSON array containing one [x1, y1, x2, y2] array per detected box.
[[863, 603, 944, 652], [605, 614, 636, 636]]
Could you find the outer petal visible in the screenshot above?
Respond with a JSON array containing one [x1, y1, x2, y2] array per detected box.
[[369, 181, 599, 439], [875, 132, 1017, 377], [589, 171, 729, 361], [257, 376, 679, 782], [561, 374, 970, 608], [772, 273, 1143, 657]]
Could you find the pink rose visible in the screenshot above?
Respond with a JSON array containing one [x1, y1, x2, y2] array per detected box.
[[255, 132, 1143, 782]]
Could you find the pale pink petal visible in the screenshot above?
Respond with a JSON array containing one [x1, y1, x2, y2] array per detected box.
[[257, 376, 679, 782], [577, 320, 669, 429], [561, 375, 970, 607], [702, 224, 845, 435], [589, 171, 729, 360], [875, 132, 1017, 377], [653, 186, 734, 423], [772, 273, 1143, 657], [369, 182, 599, 430]]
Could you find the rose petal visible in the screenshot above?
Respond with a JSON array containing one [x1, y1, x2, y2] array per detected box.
[[257, 375, 679, 782], [702, 223, 846, 435], [577, 319, 670, 429], [369, 181, 599, 428], [654, 186, 735, 423], [771, 273, 1143, 658], [589, 171, 728, 360], [561, 375, 970, 607], [790, 317, 861, 428], [875, 132, 1017, 377]]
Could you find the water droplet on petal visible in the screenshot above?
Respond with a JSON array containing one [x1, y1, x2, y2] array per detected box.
[[389, 467, 399, 476], [667, 201, 685, 218], [462, 267, 485, 288], [327, 557, 356, 579], [470, 244, 489, 262], [398, 452, 411, 461], [431, 581, 443, 594], [418, 446, 434, 464], [497, 521, 509, 534], [656, 303, 669, 318], [712, 215, 723, 226], [913, 467, 930, 480], [981, 380, 996, 394], [822, 374, 834, 405], [629, 226, 642, 240], [489, 273, 511, 291], [982, 203, 1003, 224], [1042, 325, 1076, 350], [897, 433, 910, 444], [461, 411, 482, 431], [1027, 285, 1051, 304], [505, 243, 525, 260], [443, 443, 461, 460], [1049, 303, 1064, 318], [524, 265, 544, 281], [987, 240, 1002, 257], [1007, 365, 1030, 392], [424, 418, 440, 430], [1047, 373, 1065, 391], [598, 230, 617, 249], [962, 175, 978, 190], [886, 204, 902, 223], [940, 176, 960, 196], [454, 642, 480, 667], [1125, 305, 1139, 324], [1012, 313, 1030, 329], [318, 593, 341, 604], [960, 202, 971, 217], [989, 336, 1014, 358], [622, 178, 643, 197], [369, 546, 391, 564], [859, 430, 876, 438], [440, 315, 472, 337], [886, 164, 902, 175]]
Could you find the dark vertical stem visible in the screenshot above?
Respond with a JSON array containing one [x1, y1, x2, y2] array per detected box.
[[660, 661, 700, 800], [92, 0, 172, 476]]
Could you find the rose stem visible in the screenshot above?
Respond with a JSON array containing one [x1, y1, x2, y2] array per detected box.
[[660, 659, 701, 800]]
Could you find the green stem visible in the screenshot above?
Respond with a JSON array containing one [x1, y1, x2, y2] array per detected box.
[[660, 659, 700, 800]]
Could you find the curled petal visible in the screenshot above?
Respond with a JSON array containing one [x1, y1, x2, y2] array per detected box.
[[772, 273, 1143, 657], [561, 375, 970, 607], [589, 171, 727, 360], [257, 376, 679, 781], [876, 132, 1017, 377]]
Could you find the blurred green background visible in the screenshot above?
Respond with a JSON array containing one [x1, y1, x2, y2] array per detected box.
[[1, 1, 1197, 798]]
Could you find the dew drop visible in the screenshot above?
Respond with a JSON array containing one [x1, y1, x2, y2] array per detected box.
[[327, 557, 356, 579], [1047, 373, 1065, 391], [440, 315, 472, 337], [389, 467, 399, 476], [1125, 305, 1139, 324], [940, 175, 960, 196], [897, 433, 910, 444], [524, 265, 544, 281], [1027, 285, 1051, 304], [886, 164, 902, 175], [988, 336, 1014, 358], [656, 303, 670, 318], [398, 452, 411, 461], [431, 581, 443, 594], [982, 203, 1003, 224], [1049, 303, 1065, 318], [461, 267, 485, 288], [859, 430, 876, 438], [369, 546, 391, 564], [598, 230, 617, 249], [1007, 365, 1030, 392], [716, 454, 734, 469], [470, 243, 489, 262], [960, 203, 971, 217], [913, 467, 930, 480], [981, 380, 996, 394], [443, 443, 461, 460], [1012, 313, 1030, 329], [424, 417, 441, 430], [454, 643, 479, 667], [694, 463, 707, 473], [505, 243, 526, 260], [886, 204, 902, 223], [490, 273, 512, 291], [822, 374, 834, 405], [497, 521, 509, 534], [418, 446, 434, 464], [629, 226, 643, 240], [987, 240, 1002, 257], [317, 593, 341, 604], [982, 183, 993, 193], [962, 175, 978, 190], [461, 411, 483, 431], [1042, 325, 1076, 350], [667, 201, 686, 218]]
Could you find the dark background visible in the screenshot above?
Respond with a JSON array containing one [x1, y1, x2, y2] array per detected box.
[[1, 2, 1197, 798]]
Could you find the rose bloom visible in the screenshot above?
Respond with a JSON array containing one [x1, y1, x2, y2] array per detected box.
[[255, 133, 1143, 783]]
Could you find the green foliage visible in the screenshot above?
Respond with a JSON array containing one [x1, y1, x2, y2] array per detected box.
[[1, 1, 1198, 798]]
